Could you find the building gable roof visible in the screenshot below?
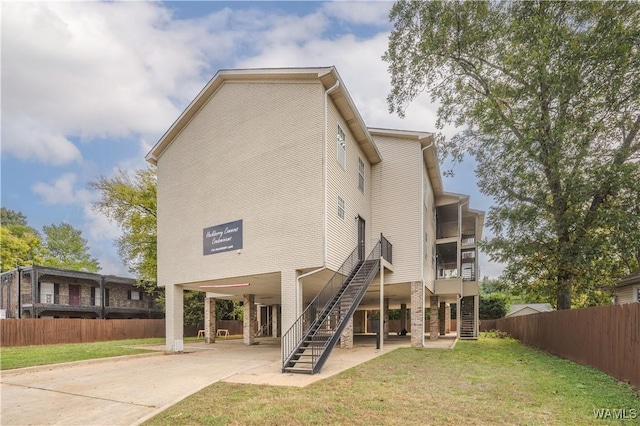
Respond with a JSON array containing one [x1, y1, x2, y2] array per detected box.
[[146, 66, 382, 166], [507, 303, 554, 317], [616, 272, 640, 288]]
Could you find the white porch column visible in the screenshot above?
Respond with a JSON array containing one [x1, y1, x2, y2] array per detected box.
[[165, 284, 184, 353], [280, 270, 301, 334]]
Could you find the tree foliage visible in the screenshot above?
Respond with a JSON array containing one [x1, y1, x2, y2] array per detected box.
[[1, 208, 101, 273], [385, 1, 640, 309], [1, 208, 28, 227], [0, 208, 44, 271], [90, 168, 157, 288], [41, 222, 100, 272], [479, 294, 509, 320]]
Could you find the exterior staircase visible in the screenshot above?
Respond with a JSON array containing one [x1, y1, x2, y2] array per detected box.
[[282, 236, 391, 374], [459, 295, 475, 338]]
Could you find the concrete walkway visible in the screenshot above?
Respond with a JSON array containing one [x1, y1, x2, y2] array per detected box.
[[0, 334, 456, 426]]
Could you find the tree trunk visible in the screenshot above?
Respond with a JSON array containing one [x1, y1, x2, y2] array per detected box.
[[556, 272, 572, 310]]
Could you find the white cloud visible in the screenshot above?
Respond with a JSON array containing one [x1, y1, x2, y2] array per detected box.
[[1, 1, 230, 165], [32, 173, 84, 205], [321, 1, 393, 26], [2, 118, 82, 165]]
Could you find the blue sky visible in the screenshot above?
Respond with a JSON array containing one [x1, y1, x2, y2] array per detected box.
[[1, 1, 502, 278]]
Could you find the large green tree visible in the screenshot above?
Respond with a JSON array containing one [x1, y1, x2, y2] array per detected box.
[[90, 167, 158, 287], [41, 222, 100, 272], [0, 208, 44, 271], [385, 1, 640, 309]]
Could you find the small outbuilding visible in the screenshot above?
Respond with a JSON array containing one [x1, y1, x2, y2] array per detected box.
[[613, 272, 640, 305], [506, 303, 554, 317]]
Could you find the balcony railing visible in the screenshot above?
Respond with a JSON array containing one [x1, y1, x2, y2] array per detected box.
[[380, 233, 393, 264], [22, 294, 161, 310]]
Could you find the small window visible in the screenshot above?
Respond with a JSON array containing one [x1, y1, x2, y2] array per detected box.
[[337, 126, 346, 169], [337, 196, 345, 220], [358, 157, 365, 192], [128, 290, 142, 301]]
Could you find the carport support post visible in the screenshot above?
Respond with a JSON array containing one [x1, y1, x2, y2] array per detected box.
[[165, 284, 184, 353], [430, 296, 439, 341], [410, 281, 425, 347], [439, 301, 446, 335], [383, 298, 390, 341], [340, 315, 354, 349], [400, 303, 407, 332], [445, 303, 451, 334], [281, 270, 301, 336], [243, 294, 256, 345], [204, 296, 216, 344], [271, 304, 279, 338]]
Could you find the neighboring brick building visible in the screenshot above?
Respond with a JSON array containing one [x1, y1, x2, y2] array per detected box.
[[147, 67, 483, 372], [0, 266, 164, 319]]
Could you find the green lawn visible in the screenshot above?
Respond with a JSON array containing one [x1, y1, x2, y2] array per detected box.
[[145, 335, 639, 426], [0, 338, 166, 370]]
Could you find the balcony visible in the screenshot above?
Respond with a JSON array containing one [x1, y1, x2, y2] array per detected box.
[[22, 294, 162, 311], [106, 298, 161, 310]]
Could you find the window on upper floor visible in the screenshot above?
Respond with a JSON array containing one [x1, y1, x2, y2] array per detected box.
[[337, 196, 345, 220], [358, 157, 365, 192], [91, 287, 101, 306], [128, 290, 143, 301], [337, 125, 346, 169]]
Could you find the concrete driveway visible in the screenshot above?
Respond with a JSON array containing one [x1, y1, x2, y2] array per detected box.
[[0, 335, 454, 425], [0, 339, 282, 426]]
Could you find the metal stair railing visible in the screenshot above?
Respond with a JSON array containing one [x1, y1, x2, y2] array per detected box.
[[305, 248, 381, 373], [255, 314, 273, 337], [282, 235, 392, 374], [281, 244, 361, 369]]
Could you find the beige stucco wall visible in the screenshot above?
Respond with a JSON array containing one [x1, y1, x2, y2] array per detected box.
[[156, 81, 325, 286], [370, 135, 423, 284], [325, 98, 372, 270]]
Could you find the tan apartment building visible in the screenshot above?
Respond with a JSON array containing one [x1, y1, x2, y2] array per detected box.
[[147, 67, 483, 373], [0, 266, 163, 320]]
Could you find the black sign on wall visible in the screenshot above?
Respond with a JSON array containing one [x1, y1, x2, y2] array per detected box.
[[203, 220, 243, 255]]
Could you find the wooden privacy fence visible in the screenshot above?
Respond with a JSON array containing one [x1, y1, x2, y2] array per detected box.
[[1, 318, 165, 347], [493, 303, 640, 388], [217, 320, 243, 335]]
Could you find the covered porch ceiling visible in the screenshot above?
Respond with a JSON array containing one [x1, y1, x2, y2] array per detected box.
[[177, 272, 458, 309]]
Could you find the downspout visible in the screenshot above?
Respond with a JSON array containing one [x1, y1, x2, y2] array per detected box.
[[291, 79, 338, 325], [324, 79, 339, 266], [296, 267, 326, 318]]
